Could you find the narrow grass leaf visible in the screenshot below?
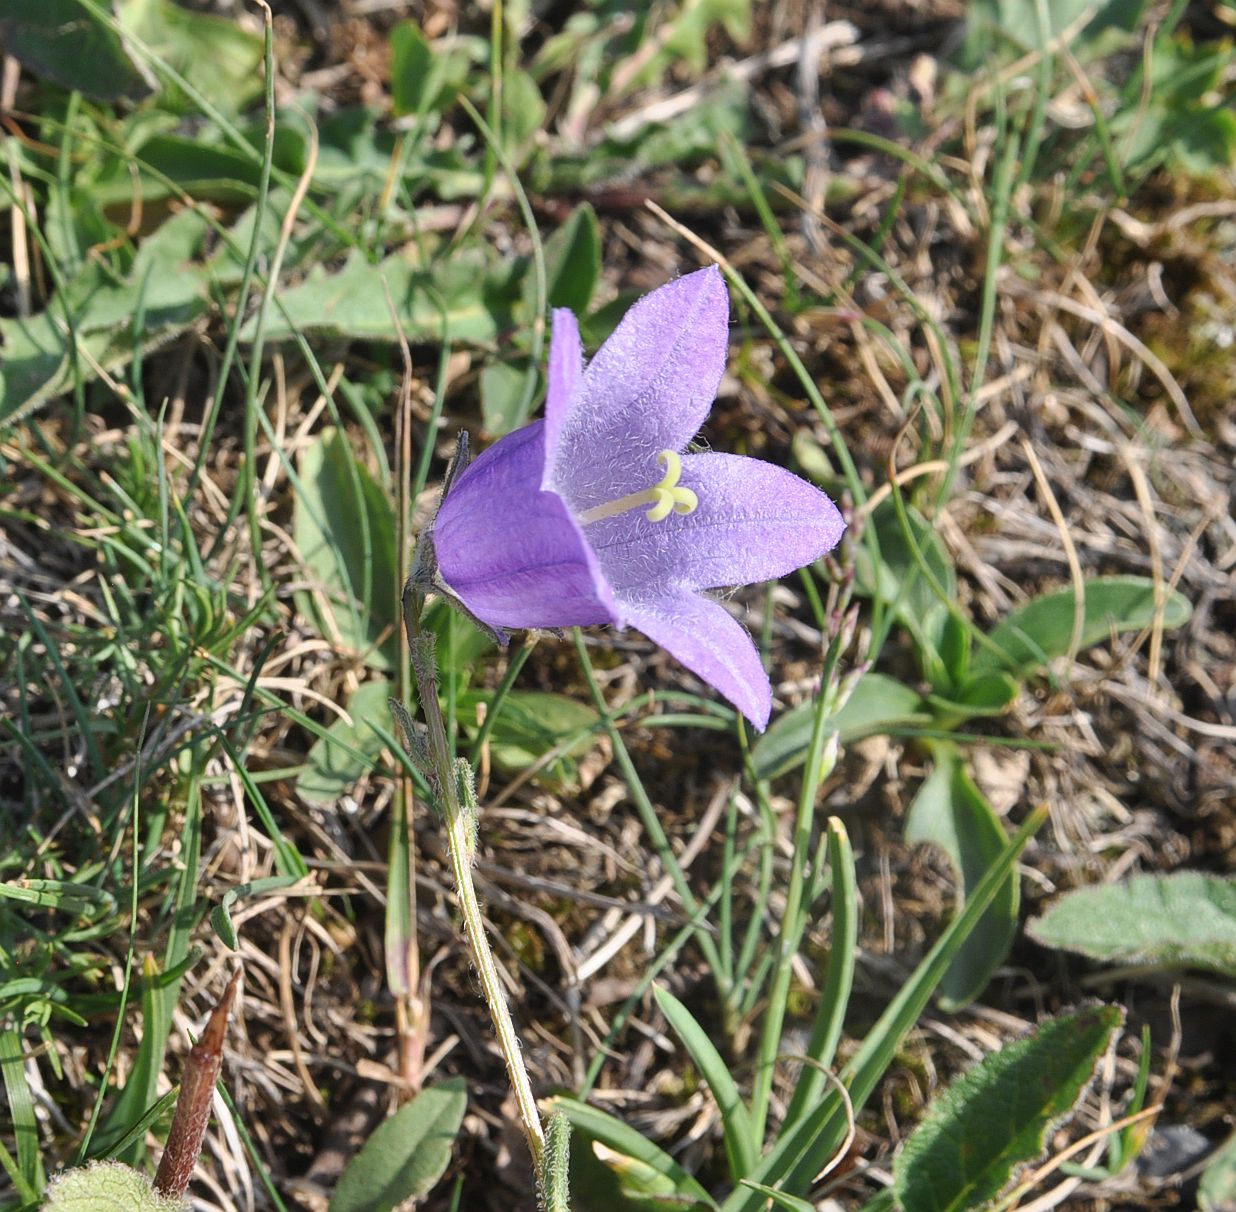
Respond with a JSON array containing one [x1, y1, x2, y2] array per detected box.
[[653, 986, 756, 1180], [0, 880, 115, 918], [84, 1090, 180, 1164], [973, 576, 1192, 679], [329, 1078, 467, 1212], [736, 1182, 814, 1211], [723, 809, 1047, 1210], [783, 818, 857, 1129], [894, 1005, 1123, 1212], [550, 1097, 718, 1209], [210, 877, 302, 953], [1029, 873, 1236, 976], [0, 1028, 44, 1194], [905, 742, 1019, 1009]]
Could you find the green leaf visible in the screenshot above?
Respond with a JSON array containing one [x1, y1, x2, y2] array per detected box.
[[500, 69, 547, 155], [938, 612, 970, 690], [751, 672, 929, 781], [119, 133, 264, 205], [721, 811, 1047, 1211], [550, 1097, 718, 1210], [0, 210, 211, 426], [973, 576, 1192, 679], [245, 250, 517, 345], [329, 1078, 467, 1212], [480, 359, 535, 437], [736, 1183, 814, 1212], [43, 1160, 186, 1211], [1200, 1130, 1236, 1212], [894, 1005, 1123, 1212], [542, 203, 601, 314], [457, 690, 599, 790], [1028, 873, 1236, 976], [961, 0, 1143, 64], [925, 671, 1018, 731], [905, 744, 1019, 1009], [119, 0, 264, 111], [389, 21, 472, 116], [0, 0, 156, 101], [296, 680, 396, 807], [957, 671, 1019, 713], [854, 500, 956, 682], [653, 987, 756, 1180], [0, 879, 115, 919], [293, 429, 399, 669], [210, 876, 301, 952], [0, 1029, 43, 1194]]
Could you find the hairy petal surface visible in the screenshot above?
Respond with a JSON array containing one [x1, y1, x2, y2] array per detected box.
[[549, 266, 730, 514], [434, 421, 617, 629], [587, 453, 846, 594], [621, 587, 773, 730], [540, 308, 583, 485]]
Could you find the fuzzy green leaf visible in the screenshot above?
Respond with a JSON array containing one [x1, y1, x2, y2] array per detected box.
[[973, 576, 1192, 679], [894, 1005, 1123, 1212], [244, 250, 516, 345], [43, 1161, 186, 1212], [1200, 1130, 1236, 1212], [1028, 873, 1236, 976], [296, 680, 396, 807], [329, 1079, 467, 1212]]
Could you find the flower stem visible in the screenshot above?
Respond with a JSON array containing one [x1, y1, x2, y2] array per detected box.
[[401, 578, 547, 1183]]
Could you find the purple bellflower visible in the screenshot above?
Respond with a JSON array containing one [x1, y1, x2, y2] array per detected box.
[[431, 266, 845, 730]]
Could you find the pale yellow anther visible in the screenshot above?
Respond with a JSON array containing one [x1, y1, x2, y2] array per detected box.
[[644, 451, 698, 522], [576, 449, 701, 526]]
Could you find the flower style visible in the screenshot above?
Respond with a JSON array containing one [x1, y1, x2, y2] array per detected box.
[[431, 266, 845, 730]]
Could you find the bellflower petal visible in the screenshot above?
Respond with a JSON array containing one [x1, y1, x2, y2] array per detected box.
[[587, 453, 846, 594], [548, 266, 730, 514], [541, 308, 582, 488], [622, 589, 773, 731], [433, 421, 618, 629], [431, 266, 846, 729]]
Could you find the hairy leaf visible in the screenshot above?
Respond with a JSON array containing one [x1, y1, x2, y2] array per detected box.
[[895, 1005, 1122, 1212], [1029, 873, 1236, 976]]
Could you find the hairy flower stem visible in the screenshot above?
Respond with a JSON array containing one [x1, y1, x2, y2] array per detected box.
[[401, 575, 547, 1186]]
